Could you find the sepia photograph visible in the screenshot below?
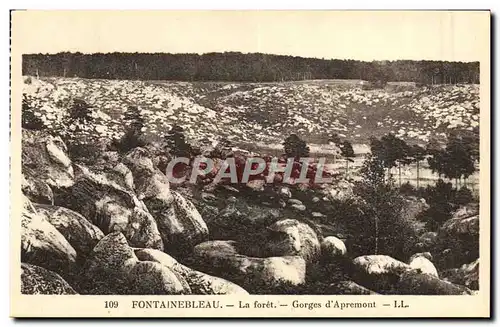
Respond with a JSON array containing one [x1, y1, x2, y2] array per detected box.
[[10, 9, 491, 318]]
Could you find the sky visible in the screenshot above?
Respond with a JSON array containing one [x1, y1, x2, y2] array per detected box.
[[12, 10, 489, 62]]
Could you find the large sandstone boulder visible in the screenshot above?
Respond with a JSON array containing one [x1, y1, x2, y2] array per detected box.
[[442, 259, 479, 290], [352, 255, 412, 293], [441, 214, 479, 236], [193, 240, 306, 292], [397, 270, 474, 295], [437, 209, 479, 269], [321, 236, 347, 259], [33, 203, 104, 260], [127, 261, 191, 295], [81, 232, 189, 295], [331, 280, 378, 295], [22, 172, 54, 205], [22, 130, 74, 189], [21, 263, 77, 295], [135, 248, 248, 295], [55, 165, 163, 250], [81, 232, 138, 294], [408, 253, 439, 278], [124, 148, 208, 252], [21, 208, 77, 278], [266, 219, 321, 263]]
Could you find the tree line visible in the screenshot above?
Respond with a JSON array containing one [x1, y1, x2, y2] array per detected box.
[[23, 52, 479, 84]]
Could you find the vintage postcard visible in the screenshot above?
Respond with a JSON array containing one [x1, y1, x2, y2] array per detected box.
[[10, 10, 490, 318]]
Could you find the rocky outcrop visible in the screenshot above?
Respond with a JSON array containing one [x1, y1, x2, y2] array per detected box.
[[21, 263, 77, 295], [135, 248, 248, 295], [21, 207, 77, 277], [266, 219, 321, 263], [123, 148, 208, 252], [80, 232, 190, 295], [441, 214, 479, 236], [442, 259, 479, 290], [397, 270, 474, 295], [33, 203, 104, 260], [193, 240, 306, 292], [55, 165, 163, 250]]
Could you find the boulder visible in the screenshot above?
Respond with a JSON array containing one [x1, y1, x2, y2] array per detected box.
[[81, 232, 139, 294], [287, 198, 303, 206], [442, 259, 479, 290], [332, 280, 378, 295], [22, 172, 54, 205], [352, 255, 412, 293], [168, 191, 209, 250], [127, 261, 191, 295], [279, 187, 292, 199], [418, 231, 438, 247], [408, 253, 439, 278], [266, 219, 321, 263], [123, 148, 208, 252], [22, 130, 74, 189], [55, 165, 163, 250], [81, 232, 191, 295], [437, 212, 479, 268], [214, 198, 281, 239], [33, 203, 104, 259], [21, 263, 77, 295], [441, 214, 479, 236], [21, 208, 77, 277], [135, 248, 248, 295], [291, 204, 306, 211], [193, 240, 306, 292], [397, 270, 474, 295], [321, 236, 347, 258]]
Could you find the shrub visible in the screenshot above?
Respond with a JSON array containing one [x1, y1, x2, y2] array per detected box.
[[21, 94, 45, 130], [111, 129, 148, 154], [455, 187, 474, 206]]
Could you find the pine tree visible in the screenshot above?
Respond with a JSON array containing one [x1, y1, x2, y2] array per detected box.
[[340, 140, 355, 177], [123, 105, 145, 132], [283, 134, 310, 159], [165, 124, 192, 157]]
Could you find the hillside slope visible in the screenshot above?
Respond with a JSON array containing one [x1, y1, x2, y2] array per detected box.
[[22, 77, 479, 146]]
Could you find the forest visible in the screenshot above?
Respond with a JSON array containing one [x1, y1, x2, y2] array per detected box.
[[22, 52, 480, 84]]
